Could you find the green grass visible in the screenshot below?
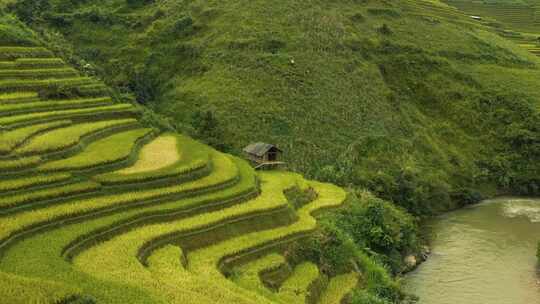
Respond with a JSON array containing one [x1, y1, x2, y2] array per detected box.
[[0, 120, 71, 154], [277, 262, 320, 304], [319, 273, 359, 304], [38, 128, 153, 171], [15, 118, 138, 155], [0, 172, 71, 192]]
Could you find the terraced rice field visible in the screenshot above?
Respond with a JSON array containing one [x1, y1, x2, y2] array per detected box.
[[443, 0, 540, 56], [0, 45, 354, 304]]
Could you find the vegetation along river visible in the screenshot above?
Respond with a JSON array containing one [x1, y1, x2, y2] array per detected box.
[[404, 197, 540, 304]]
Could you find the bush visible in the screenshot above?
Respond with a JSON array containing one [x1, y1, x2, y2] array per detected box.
[[8, 0, 51, 24], [38, 84, 83, 100], [126, 0, 155, 8], [378, 24, 392, 35], [451, 188, 483, 207], [351, 290, 392, 304], [332, 191, 418, 273], [284, 186, 318, 210]]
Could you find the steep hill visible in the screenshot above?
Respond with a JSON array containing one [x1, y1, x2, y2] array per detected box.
[[444, 0, 540, 56], [0, 29, 341, 304], [0, 13, 419, 304], [7, 0, 539, 215]]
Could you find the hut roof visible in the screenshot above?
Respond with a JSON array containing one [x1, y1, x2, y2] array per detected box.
[[243, 142, 282, 157]]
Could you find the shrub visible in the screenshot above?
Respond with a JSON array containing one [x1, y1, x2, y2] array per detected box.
[[38, 83, 83, 99], [191, 110, 231, 152], [351, 290, 392, 304], [284, 186, 318, 209], [451, 187, 483, 207], [377, 24, 392, 35], [332, 191, 418, 273], [8, 0, 51, 24]]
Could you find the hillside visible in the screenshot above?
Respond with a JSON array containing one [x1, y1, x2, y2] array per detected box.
[[443, 0, 540, 56], [6, 0, 539, 216], [0, 14, 421, 304]]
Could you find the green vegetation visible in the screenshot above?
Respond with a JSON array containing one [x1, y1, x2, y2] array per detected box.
[[277, 262, 320, 303], [95, 134, 211, 185], [15, 118, 138, 155], [38, 128, 153, 171], [319, 273, 359, 304], [0, 180, 100, 211], [232, 253, 288, 299], [0, 103, 137, 128], [0, 97, 113, 116], [0, 172, 71, 192], [0, 120, 71, 154], [9, 0, 539, 218], [0, 1, 537, 303]]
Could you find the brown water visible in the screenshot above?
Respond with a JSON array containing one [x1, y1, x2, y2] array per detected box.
[[404, 197, 540, 304]]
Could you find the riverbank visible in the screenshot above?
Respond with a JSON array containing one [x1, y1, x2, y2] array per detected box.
[[403, 197, 540, 304]]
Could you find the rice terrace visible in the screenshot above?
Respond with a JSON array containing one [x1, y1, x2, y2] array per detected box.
[[0, 45, 357, 303], [0, 0, 539, 304]]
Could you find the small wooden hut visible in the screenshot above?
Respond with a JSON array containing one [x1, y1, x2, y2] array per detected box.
[[243, 142, 285, 170]]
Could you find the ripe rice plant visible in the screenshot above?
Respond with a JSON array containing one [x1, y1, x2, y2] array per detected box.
[[0, 103, 136, 128], [0, 92, 38, 104], [96, 134, 211, 185], [0, 158, 253, 304], [232, 253, 288, 300], [38, 128, 154, 172], [0, 271, 81, 304], [0, 68, 78, 80], [117, 134, 180, 174], [11, 58, 66, 69], [277, 262, 320, 304], [72, 172, 298, 304], [15, 118, 138, 155], [0, 120, 71, 154], [187, 180, 346, 276], [0, 77, 96, 93], [0, 173, 71, 193], [319, 273, 359, 304], [0, 155, 41, 171], [0, 47, 54, 60], [0, 97, 113, 117], [0, 180, 101, 212], [0, 153, 239, 243]]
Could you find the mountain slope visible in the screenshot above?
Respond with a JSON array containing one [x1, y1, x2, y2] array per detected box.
[[8, 0, 540, 215], [0, 16, 403, 304]]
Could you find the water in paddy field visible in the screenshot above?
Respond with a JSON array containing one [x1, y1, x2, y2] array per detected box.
[[404, 197, 540, 304]]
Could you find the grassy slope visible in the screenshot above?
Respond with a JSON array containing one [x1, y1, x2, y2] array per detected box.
[[0, 11, 414, 304], [11, 0, 540, 214]]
